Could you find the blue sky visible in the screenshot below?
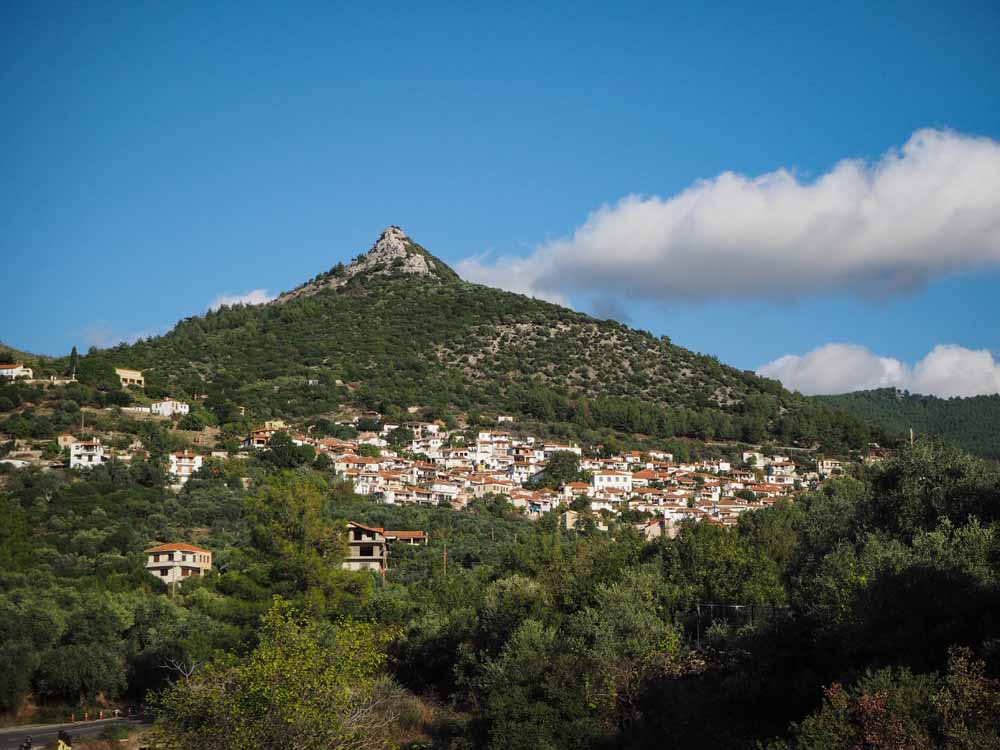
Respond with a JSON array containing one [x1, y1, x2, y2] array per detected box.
[[3, 1, 1000, 395]]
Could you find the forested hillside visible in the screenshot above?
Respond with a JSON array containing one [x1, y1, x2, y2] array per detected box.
[[817, 388, 1000, 460], [26, 228, 882, 453], [2, 442, 999, 748]]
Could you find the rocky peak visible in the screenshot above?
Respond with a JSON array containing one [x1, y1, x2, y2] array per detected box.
[[274, 226, 459, 304], [350, 226, 437, 279]]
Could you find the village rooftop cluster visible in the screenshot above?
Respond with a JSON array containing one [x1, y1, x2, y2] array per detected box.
[[238, 413, 847, 540], [2, 363, 875, 579]]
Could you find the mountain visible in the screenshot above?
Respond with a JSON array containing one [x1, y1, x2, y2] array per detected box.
[[55, 227, 875, 450], [816, 388, 1000, 460]]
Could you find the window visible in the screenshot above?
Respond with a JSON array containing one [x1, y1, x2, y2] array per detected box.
[[159, 569, 168, 576], [360, 545, 374, 557]]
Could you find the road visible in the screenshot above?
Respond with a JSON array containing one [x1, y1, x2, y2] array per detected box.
[[0, 718, 135, 750]]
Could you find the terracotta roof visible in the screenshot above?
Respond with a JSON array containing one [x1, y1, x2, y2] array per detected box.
[[385, 530, 427, 539], [145, 542, 210, 553]]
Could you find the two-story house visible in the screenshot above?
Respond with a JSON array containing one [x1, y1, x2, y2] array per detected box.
[[144, 542, 212, 585], [590, 469, 633, 495], [115, 368, 145, 387], [817, 458, 844, 477], [70, 439, 106, 469]]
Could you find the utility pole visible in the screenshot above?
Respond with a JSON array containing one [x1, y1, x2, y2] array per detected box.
[[910, 428, 914, 447]]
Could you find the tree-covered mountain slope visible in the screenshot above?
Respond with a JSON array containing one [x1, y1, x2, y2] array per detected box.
[[816, 388, 1000, 460], [52, 227, 876, 449]]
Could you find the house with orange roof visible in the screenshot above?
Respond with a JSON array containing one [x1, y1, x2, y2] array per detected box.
[[384, 529, 428, 545], [243, 427, 278, 449], [0, 362, 32, 380]]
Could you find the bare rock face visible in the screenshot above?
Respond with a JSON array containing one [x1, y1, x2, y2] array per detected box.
[[348, 226, 436, 280], [274, 226, 455, 304]]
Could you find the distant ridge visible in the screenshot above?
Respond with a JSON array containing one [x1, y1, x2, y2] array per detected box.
[[816, 388, 1000, 460]]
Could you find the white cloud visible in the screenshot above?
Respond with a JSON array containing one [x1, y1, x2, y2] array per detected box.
[[458, 251, 568, 305], [208, 289, 275, 311], [757, 343, 1000, 397], [458, 128, 1000, 301]]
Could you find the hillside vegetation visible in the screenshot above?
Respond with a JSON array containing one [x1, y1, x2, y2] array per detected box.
[[2, 442, 999, 748], [817, 388, 1000, 460], [26, 228, 880, 452]]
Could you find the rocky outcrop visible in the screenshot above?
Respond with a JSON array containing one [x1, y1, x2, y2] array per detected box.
[[349, 226, 436, 279], [274, 226, 457, 304]]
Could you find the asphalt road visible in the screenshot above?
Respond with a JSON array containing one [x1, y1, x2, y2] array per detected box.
[[0, 718, 134, 749]]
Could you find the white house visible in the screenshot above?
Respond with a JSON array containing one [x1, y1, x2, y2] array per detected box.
[[428, 480, 462, 505], [152, 399, 190, 417], [70, 439, 106, 469], [168, 451, 204, 484], [768, 460, 796, 477], [817, 458, 844, 478], [590, 469, 633, 495], [648, 450, 674, 462], [145, 542, 212, 585], [0, 363, 33, 380], [543, 442, 582, 457]]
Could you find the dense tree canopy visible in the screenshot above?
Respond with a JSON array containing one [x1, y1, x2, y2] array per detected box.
[[1, 440, 998, 748]]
